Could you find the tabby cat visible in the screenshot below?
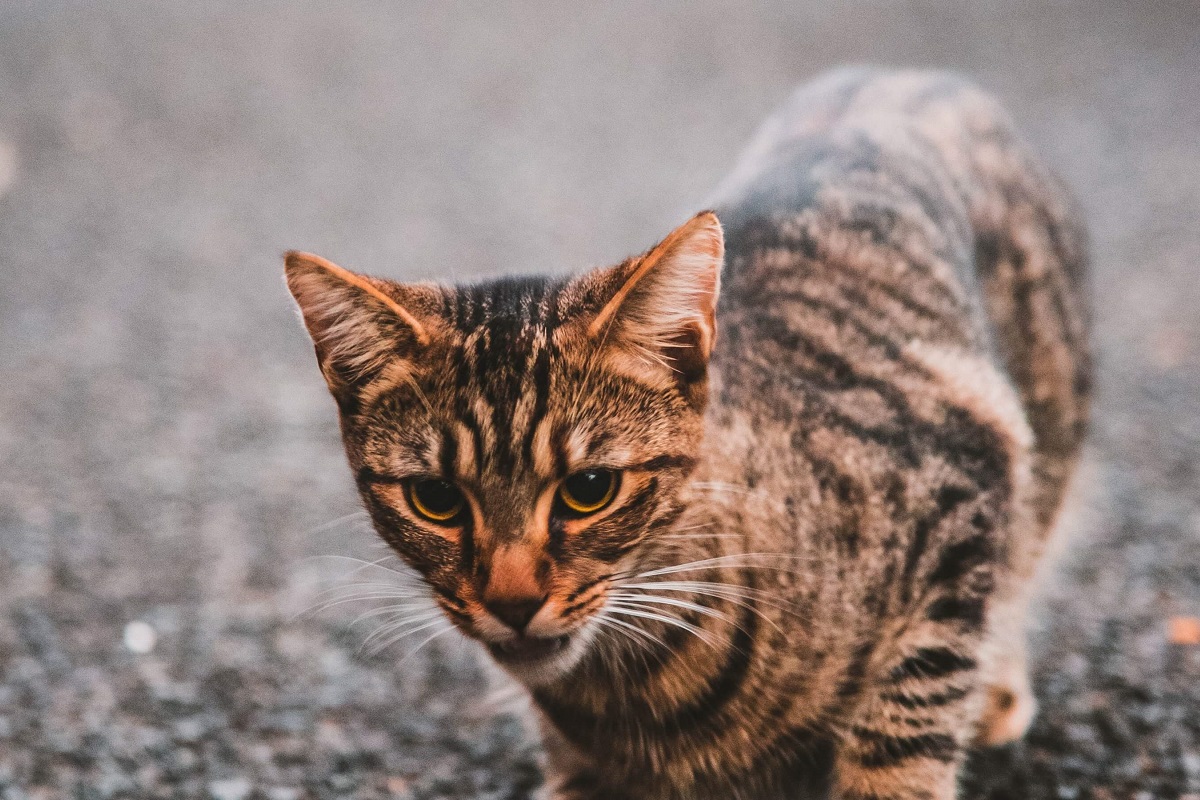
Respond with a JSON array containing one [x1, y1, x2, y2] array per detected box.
[[285, 68, 1090, 799]]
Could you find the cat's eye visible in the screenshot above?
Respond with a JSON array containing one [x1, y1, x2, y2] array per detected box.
[[556, 469, 619, 516], [407, 479, 465, 524]]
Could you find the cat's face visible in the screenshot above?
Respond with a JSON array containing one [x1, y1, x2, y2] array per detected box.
[[287, 213, 723, 684]]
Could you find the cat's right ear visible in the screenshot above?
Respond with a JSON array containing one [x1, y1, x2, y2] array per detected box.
[[284, 251, 435, 403]]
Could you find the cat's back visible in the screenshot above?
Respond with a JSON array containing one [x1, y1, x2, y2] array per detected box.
[[709, 68, 1090, 530]]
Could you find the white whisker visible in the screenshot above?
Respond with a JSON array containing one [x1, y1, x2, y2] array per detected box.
[[309, 583, 429, 600], [593, 614, 662, 654], [658, 533, 742, 541], [309, 581, 427, 598], [608, 592, 731, 623], [364, 616, 448, 655], [295, 588, 434, 620], [291, 554, 432, 622], [604, 603, 721, 649], [358, 609, 443, 646], [690, 481, 756, 495], [618, 581, 789, 631], [637, 553, 812, 579], [349, 604, 440, 628], [306, 554, 420, 581], [396, 623, 458, 665], [621, 580, 788, 604], [303, 511, 371, 535]]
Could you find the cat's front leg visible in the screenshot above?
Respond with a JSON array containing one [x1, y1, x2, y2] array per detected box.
[[831, 641, 985, 800]]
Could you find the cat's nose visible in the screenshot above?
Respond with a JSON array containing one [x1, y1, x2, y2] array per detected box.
[[485, 596, 545, 633]]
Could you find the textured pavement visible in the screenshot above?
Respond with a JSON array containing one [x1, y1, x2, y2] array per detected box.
[[1, 2, 1199, 798]]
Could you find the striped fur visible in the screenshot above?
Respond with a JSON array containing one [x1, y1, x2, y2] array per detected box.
[[285, 68, 1090, 799]]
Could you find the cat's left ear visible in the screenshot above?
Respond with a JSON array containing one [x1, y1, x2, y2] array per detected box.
[[284, 251, 439, 405], [588, 210, 724, 382]]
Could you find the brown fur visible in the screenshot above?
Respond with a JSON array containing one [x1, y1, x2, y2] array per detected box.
[[285, 68, 1090, 799]]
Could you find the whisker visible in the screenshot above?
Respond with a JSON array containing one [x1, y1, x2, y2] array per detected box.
[[301, 554, 395, 573], [305, 554, 420, 581], [620, 580, 789, 604], [594, 612, 665, 655], [309, 581, 427, 598], [401, 372, 435, 416], [303, 510, 371, 536], [658, 533, 742, 541], [349, 604, 440, 627], [608, 592, 731, 623], [617, 581, 789, 631], [309, 582, 429, 600], [355, 605, 442, 643], [603, 603, 721, 649], [297, 587, 432, 615], [363, 616, 447, 655], [593, 615, 651, 649], [690, 481, 756, 495], [637, 553, 813, 579], [290, 555, 431, 622], [298, 599, 408, 622], [663, 520, 722, 532], [396, 623, 458, 666], [358, 610, 443, 646], [610, 590, 776, 637], [293, 592, 420, 623]]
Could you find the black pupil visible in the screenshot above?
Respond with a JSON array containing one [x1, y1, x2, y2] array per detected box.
[[414, 480, 460, 516], [566, 470, 612, 506]]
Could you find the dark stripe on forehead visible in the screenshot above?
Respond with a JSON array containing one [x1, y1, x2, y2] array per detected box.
[[483, 329, 523, 477], [437, 424, 457, 479], [445, 275, 566, 478], [520, 335, 553, 468], [454, 396, 487, 478]]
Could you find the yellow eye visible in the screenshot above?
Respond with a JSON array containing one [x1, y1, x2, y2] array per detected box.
[[407, 479, 465, 524], [557, 470, 618, 516]]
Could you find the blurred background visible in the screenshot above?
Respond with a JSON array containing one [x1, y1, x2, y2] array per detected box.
[[1, 2, 1198, 798]]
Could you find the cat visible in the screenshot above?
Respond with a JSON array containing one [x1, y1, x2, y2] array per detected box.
[[284, 68, 1090, 800]]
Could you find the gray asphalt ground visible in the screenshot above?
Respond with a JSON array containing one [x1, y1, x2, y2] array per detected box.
[[1, 2, 1199, 798]]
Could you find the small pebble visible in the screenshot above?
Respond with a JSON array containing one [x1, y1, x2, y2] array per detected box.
[[264, 788, 301, 800], [172, 717, 207, 744], [123, 621, 157, 654], [207, 777, 252, 800]]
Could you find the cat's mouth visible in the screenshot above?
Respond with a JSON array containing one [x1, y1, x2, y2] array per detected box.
[[487, 634, 572, 665]]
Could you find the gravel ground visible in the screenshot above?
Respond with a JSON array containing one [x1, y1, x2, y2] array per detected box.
[[1, 2, 1199, 798]]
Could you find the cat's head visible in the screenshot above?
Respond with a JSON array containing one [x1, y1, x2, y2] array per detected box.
[[285, 212, 723, 684]]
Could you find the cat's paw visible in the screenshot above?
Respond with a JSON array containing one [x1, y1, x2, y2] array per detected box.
[[975, 678, 1036, 745]]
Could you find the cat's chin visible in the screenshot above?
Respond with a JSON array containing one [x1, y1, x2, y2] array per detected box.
[[485, 627, 594, 687]]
